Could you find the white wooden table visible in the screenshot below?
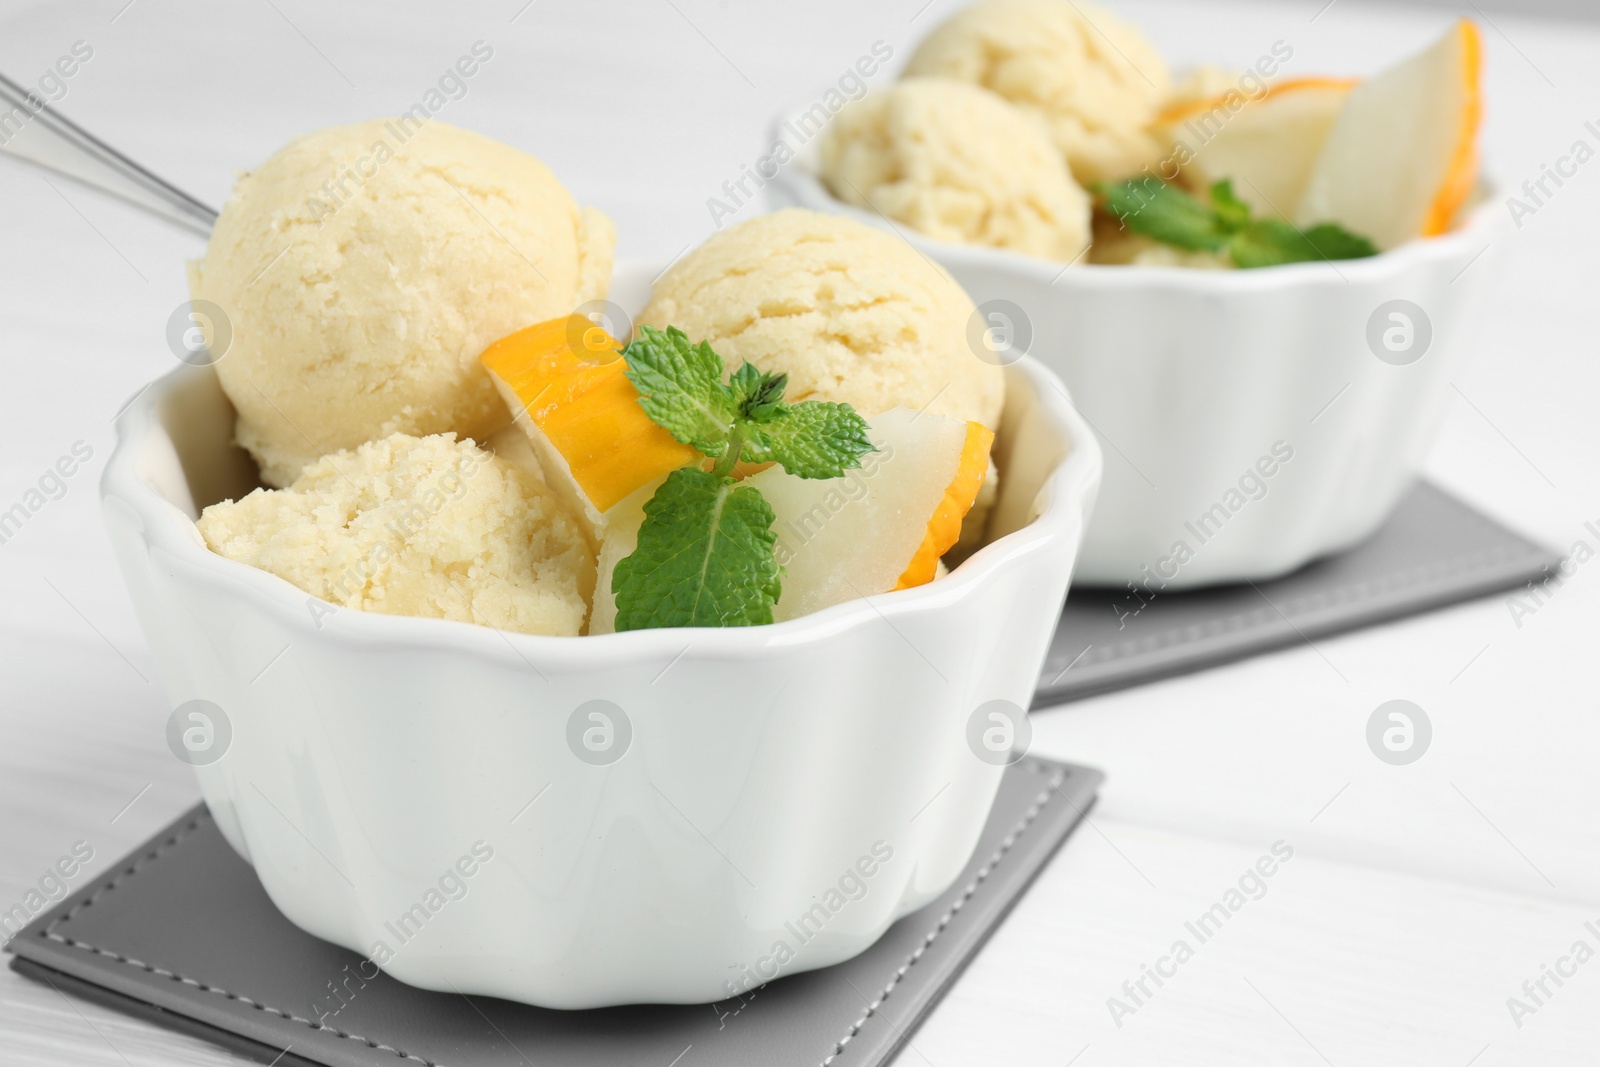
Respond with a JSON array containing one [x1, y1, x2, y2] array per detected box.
[[2, 0, 1597, 1063]]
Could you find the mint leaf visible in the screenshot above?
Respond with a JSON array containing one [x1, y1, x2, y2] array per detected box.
[[1228, 218, 1379, 269], [729, 361, 789, 423], [1098, 177, 1230, 252], [742, 401, 875, 479], [612, 467, 782, 630], [1208, 180, 1252, 232], [728, 361, 765, 402], [1296, 222, 1380, 260], [724, 359, 873, 477], [620, 326, 736, 456]]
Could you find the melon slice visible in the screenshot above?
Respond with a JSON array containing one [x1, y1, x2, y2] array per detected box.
[[1157, 77, 1356, 220], [480, 316, 700, 538], [588, 409, 993, 632], [755, 408, 991, 622], [587, 479, 659, 636], [1296, 20, 1483, 249]]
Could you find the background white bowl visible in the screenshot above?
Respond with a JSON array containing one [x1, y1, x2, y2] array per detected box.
[[99, 261, 1102, 1009], [767, 107, 1507, 588]]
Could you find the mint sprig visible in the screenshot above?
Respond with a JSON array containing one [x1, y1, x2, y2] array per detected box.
[[611, 327, 875, 630], [1097, 178, 1378, 269]]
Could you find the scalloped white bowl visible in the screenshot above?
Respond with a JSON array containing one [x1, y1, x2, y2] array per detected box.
[[767, 104, 1507, 587], [100, 260, 1102, 1009]]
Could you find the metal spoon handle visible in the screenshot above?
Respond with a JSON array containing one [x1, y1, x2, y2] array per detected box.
[[0, 70, 217, 237]]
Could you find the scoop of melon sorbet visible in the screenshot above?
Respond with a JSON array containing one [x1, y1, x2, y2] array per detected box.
[[638, 209, 1003, 431], [197, 433, 594, 636], [192, 120, 615, 487]]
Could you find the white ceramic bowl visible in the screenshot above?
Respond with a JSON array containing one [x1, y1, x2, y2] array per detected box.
[[100, 261, 1102, 1009], [767, 106, 1506, 587]]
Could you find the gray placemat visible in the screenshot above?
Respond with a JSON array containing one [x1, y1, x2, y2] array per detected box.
[[7, 758, 1100, 1067], [1035, 481, 1559, 706]]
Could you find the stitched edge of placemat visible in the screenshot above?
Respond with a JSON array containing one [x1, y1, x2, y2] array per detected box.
[[26, 758, 1084, 1067], [821, 759, 1067, 1066], [9, 957, 325, 1067], [1044, 493, 1556, 676], [41, 810, 450, 1066]]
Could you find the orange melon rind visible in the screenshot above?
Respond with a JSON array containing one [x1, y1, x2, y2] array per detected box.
[[895, 421, 995, 590], [480, 316, 700, 532]]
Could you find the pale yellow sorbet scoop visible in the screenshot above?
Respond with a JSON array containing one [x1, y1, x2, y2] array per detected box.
[[191, 119, 615, 487], [905, 0, 1171, 185], [198, 433, 594, 637], [821, 77, 1092, 263], [638, 209, 1004, 432]]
